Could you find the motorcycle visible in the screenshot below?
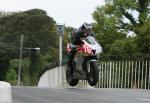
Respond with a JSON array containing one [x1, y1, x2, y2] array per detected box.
[[66, 36, 102, 86]]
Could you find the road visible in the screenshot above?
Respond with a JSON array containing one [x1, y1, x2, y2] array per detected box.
[[12, 86, 150, 103]]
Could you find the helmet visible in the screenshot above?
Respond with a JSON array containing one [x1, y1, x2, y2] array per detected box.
[[81, 23, 92, 36], [80, 22, 92, 34]]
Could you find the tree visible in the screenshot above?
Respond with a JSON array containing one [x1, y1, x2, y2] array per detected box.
[[6, 68, 17, 85], [0, 9, 58, 54], [92, 4, 126, 53], [135, 18, 150, 53], [0, 9, 59, 83], [92, 0, 150, 54], [109, 37, 138, 55], [0, 41, 17, 80], [6, 58, 31, 85]]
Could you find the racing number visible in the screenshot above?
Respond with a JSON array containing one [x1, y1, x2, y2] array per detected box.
[[84, 45, 92, 54]]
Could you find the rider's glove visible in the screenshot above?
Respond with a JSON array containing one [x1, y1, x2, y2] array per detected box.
[[69, 44, 77, 50]]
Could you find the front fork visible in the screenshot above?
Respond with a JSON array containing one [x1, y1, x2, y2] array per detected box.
[[87, 60, 97, 74]]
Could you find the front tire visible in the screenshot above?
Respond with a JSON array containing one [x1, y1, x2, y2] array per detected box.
[[87, 62, 99, 86], [66, 63, 79, 86]]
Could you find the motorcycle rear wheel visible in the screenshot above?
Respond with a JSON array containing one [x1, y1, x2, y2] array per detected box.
[[87, 62, 99, 86], [66, 63, 79, 86]]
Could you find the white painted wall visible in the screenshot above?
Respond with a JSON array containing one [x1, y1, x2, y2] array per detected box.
[[38, 66, 93, 88], [0, 81, 12, 103], [38, 66, 63, 88]]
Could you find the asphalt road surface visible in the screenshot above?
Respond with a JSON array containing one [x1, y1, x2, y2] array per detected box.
[[12, 86, 150, 103]]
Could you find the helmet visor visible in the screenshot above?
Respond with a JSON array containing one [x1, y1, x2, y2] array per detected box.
[[83, 28, 91, 34]]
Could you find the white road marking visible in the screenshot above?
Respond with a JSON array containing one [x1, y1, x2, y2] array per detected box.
[[137, 98, 150, 102]]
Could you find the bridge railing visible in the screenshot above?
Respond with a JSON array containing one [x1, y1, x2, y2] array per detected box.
[[97, 60, 150, 89]]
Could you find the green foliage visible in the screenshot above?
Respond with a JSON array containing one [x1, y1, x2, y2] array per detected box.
[[6, 68, 17, 85], [93, 0, 150, 54], [0, 9, 57, 54], [135, 18, 150, 53], [0, 9, 59, 85], [42, 47, 59, 62], [0, 54, 10, 80], [28, 51, 44, 85], [6, 58, 31, 85], [93, 5, 126, 53], [21, 58, 31, 85], [109, 37, 138, 55]]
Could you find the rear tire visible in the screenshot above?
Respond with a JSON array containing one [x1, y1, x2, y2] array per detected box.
[[66, 63, 79, 86], [87, 62, 99, 86]]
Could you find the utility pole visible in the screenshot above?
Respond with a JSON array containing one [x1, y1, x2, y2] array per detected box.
[[17, 35, 24, 86]]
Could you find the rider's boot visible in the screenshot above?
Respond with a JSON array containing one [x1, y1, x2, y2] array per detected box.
[[68, 47, 77, 73]]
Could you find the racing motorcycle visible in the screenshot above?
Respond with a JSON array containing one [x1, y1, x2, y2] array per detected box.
[[66, 36, 102, 86]]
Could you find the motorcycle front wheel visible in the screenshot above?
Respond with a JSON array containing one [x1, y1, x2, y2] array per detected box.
[[66, 63, 79, 86], [87, 62, 99, 86]]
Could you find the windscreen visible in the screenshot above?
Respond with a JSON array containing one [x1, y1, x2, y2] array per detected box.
[[85, 36, 96, 45]]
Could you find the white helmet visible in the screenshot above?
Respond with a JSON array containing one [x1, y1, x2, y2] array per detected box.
[[82, 22, 92, 30]]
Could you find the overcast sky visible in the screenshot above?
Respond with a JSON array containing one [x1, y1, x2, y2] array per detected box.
[[0, 0, 104, 28]]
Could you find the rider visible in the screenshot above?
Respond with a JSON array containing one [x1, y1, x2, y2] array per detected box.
[[68, 22, 94, 70]]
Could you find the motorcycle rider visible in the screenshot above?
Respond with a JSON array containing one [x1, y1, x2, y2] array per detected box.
[[68, 22, 94, 71]]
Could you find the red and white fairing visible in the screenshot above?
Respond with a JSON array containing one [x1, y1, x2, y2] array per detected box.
[[67, 36, 102, 56]]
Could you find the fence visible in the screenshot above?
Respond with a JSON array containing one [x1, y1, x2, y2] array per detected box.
[[97, 60, 150, 89]]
